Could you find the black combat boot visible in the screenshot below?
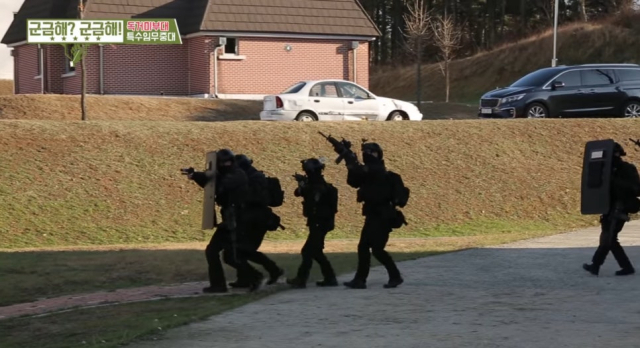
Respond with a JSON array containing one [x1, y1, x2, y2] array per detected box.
[[615, 267, 635, 276], [583, 263, 600, 276], [316, 278, 338, 287], [202, 285, 228, 293], [384, 277, 404, 288], [286, 277, 307, 288], [267, 267, 285, 285], [343, 279, 366, 289], [249, 273, 264, 292], [228, 280, 251, 288]]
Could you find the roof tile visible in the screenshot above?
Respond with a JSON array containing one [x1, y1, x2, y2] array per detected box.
[[2, 0, 379, 45]]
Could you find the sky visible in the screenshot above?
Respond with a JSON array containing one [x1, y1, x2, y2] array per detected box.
[[0, 0, 23, 79]]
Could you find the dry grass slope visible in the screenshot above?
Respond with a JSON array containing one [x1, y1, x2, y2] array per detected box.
[[0, 94, 262, 121], [0, 79, 13, 95], [2, 119, 639, 249], [370, 13, 640, 103]]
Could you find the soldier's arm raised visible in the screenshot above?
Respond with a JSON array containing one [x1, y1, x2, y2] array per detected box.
[[346, 164, 366, 188]]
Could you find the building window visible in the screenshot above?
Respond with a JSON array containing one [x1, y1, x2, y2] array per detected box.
[[224, 38, 238, 55], [64, 45, 76, 74]]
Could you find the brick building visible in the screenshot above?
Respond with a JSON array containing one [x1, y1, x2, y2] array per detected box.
[[1, 0, 380, 98]]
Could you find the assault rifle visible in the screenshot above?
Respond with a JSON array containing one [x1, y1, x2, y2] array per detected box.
[[318, 131, 359, 165], [629, 138, 640, 149], [292, 172, 307, 185]]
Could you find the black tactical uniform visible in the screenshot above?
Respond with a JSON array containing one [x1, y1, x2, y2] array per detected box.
[[226, 154, 284, 288], [287, 158, 339, 288], [187, 149, 264, 293], [343, 143, 404, 289], [583, 143, 640, 276]]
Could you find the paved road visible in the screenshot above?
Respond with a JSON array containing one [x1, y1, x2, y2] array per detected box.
[[130, 221, 640, 348]]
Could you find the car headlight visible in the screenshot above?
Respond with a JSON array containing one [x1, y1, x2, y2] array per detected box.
[[501, 94, 525, 104]]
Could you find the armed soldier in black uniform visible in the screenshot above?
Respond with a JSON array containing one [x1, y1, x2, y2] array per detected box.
[[320, 133, 410, 289], [225, 154, 284, 288], [183, 149, 265, 293], [286, 158, 339, 288], [583, 142, 640, 276]]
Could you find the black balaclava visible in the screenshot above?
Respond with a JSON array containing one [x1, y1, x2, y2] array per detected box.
[[362, 142, 383, 165], [302, 158, 325, 183], [216, 149, 235, 175]]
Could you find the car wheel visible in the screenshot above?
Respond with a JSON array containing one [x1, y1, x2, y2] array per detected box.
[[623, 101, 640, 118], [526, 103, 548, 118], [295, 112, 316, 122], [387, 111, 406, 121]]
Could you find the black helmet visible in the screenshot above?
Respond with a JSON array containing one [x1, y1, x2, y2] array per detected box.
[[614, 142, 626, 157], [362, 142, 383, 162], [235, 154, 253, 170], [216, 149, 235, 169], [301, 158, 325, 174]]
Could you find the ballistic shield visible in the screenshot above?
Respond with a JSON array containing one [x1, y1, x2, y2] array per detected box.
[[201, 151, 217, 229], [581, 139, 615, 215]]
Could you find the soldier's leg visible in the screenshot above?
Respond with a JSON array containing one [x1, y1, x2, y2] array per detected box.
[[344, 220, 372, 289], [310, 224, 337, 286], [610, 220, 635, 275], [243, 229, 284, 284], [287, 230, 315, 288], [222, 245, 264, 291], [203, 227, 229, 293], [368, 220, 403, 288], [585, 215, 615, 276]]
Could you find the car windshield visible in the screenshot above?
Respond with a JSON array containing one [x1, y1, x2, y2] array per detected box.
[[281, 82, 306, 94], [510, 69, 561, 87]]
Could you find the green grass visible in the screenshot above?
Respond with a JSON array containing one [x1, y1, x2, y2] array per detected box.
[[0, 295, 267, 348], [0, 226, 575, 348], [0, 249, 437, 348], [0, 219, 575, 307]]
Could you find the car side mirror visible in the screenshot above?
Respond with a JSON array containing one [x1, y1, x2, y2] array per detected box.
[[552, 81, 565, 90]]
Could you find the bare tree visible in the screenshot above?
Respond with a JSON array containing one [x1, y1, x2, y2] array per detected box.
[[430, 14, 462, 103], [403, 0, 431, 109], [79, 0, 87, 121], [579, 0, 588, 21]]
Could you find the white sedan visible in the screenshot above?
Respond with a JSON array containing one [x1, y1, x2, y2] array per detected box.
[[259, 79, 423, 121]]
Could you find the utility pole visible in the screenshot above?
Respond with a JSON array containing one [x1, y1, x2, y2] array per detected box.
[[551, 0, 559, 67]]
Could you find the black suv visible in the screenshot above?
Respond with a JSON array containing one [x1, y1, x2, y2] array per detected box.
[[478, 64, 640, 118]]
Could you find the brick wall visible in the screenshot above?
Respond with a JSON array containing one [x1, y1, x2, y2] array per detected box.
[[188, 37, 213, 95], [59, 45, 101, 95], [11, 37, 372, 96], [216, 37, 371, 95], [101, 44, 187, 95], [13, 44, 41, 94]]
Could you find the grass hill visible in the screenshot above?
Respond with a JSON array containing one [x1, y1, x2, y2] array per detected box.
[[0, 94, 263, 121], [0, 79, 12, 95], [2, 118, 639, 249], [370, 13, 640, 104]]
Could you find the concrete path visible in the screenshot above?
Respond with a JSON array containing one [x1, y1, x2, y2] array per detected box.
[[130, 221, 640, 348]]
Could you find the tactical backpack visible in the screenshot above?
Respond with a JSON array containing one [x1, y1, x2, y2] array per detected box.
[[265, 208, 284, 231], [387, 171, 410, 208], [266, 176, 284, 207]]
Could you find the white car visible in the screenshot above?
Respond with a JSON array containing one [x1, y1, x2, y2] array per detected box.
[[259, 79, 423, 121]]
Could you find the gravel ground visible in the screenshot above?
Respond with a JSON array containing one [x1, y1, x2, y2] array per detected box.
[[129, 221, 640, 348]]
